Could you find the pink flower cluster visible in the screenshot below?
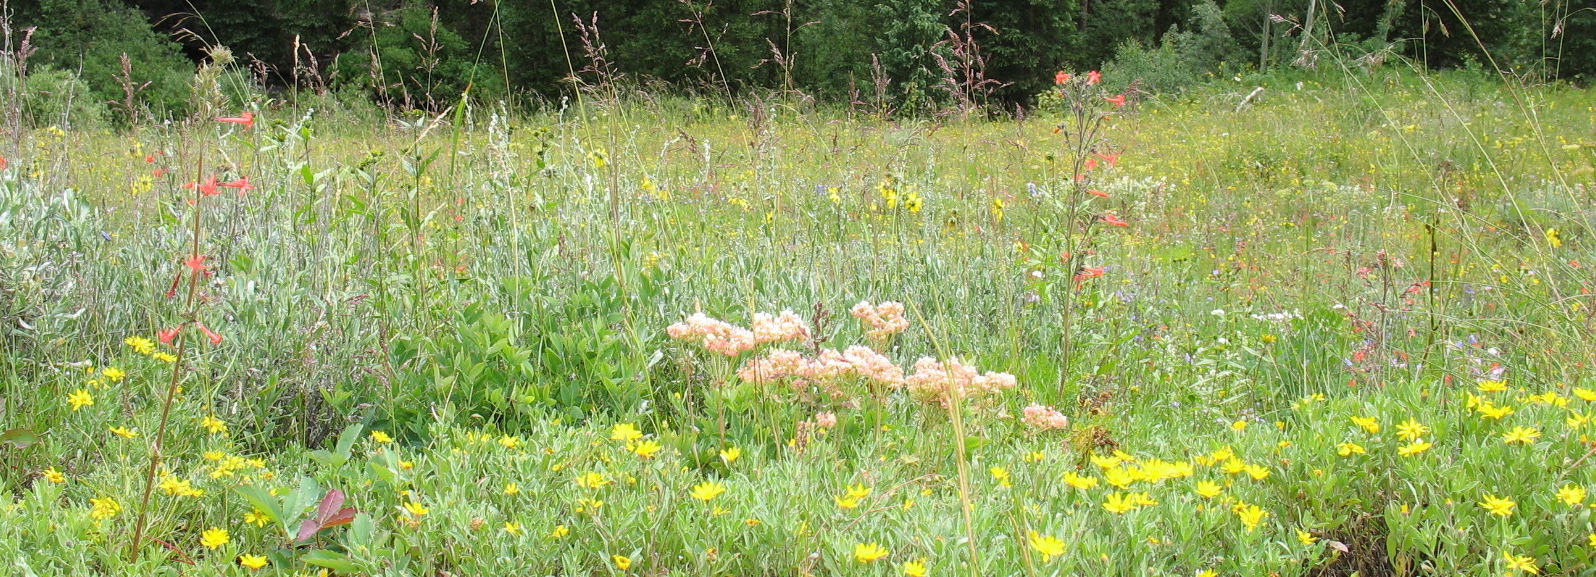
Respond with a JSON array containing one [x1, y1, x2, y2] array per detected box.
[[1022, 403, 1071, 430], [667, 310, 810, 356], [901, 357, 1017, 405], [850, 301, 909, 339], [737, 345, 905, 387]]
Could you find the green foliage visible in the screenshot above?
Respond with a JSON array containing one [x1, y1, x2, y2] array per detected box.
[[15, 0, 194, 116], [19, 66, 110, 128], [1105, 0, 1241, 94]]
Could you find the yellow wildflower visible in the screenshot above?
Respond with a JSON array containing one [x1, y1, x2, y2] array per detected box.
[[1064, 472, 1099, 490], [613, 554, 631, 570], [238, 554, 268, 570], [1195, 480, 1223, 498], [370, 431, 393, 443], [89, 497, 120, 520], [1350, 416, 1380, 433], [1337, 442, 1366, 456], [1503, 550, 1539, 574], [1397, 440, 1432, 457], [402, 501, 429, 516], [719, 447, 741, 464], [101, 367, 126, 382], [629, 440, 662, 458], [1478, 494, 1515, 517], [110, 426, 137, 439], [201, 416, 227, 434], [1478, 380, 1508, 393], [690, 481, 726, 501], [503, 522, 522, 535], [1103, 492, 1138, 514], [498, 435, 521, 449], [550, 525, 569, 539], [902, 558, 928, 577], [575, 472, 610, 489], [1235, 503, 1267, 531], [1558, 484, 1587, 506], [199, 527, 230, 549], [1395, 418, 1429, 442], [1502, 427, 1541, 444], [1028, 531, 1066, 561], [854, 542, 889, 563], [42, 467, 66, 484], [67, 389, 93, 411]]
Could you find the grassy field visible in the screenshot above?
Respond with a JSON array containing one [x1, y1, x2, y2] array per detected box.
[[2, 66, 1596, 576]]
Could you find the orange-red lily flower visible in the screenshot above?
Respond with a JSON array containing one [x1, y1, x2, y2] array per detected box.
[[1055, 71, 1072, 85], [185, 176, 221, 197], [1087, 70, 1102, 85], [1105, 94, 1126, 107]]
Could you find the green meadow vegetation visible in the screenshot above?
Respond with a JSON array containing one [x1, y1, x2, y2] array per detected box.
[[3, 46, 1596, 576]]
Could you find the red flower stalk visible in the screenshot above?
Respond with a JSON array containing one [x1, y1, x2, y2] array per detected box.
[[1101, 214, 1129, 227], [1087, 189, 1110, 198], [215, 112, 254, 129]]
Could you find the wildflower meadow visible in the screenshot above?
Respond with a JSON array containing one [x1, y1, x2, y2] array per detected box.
[[3, 49, 1596, 577]]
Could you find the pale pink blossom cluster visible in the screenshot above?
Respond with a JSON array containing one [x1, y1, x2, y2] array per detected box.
[[851, 300, 910, 339], [1022, 403, 1071, 430], [814, 411, 838, 428], [667, 310, 810, 356], [751, 310, 811, 343], [737, 345, 904, 387], [901, 356, 1017, 404]]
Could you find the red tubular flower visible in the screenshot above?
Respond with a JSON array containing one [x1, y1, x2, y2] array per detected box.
[[157, 327, 180, 345], [195, 322, 223, 345], [1101, 214, 1129, 227], [215, 112, 254, 129], [1084, 158, 1099, 172], [1074, 266, 1107, 283], [1105, 94, 1126, 107], [184, 255, 208, 272], [1087, 70, 1102, 85], [1095, 152, 1120, 167], [1055, 71, 1072, 85], [220, 177, 253, 192], [0, 157, 8, 170], [184, 176, 221, 197], [1087, 189, 1110, 198]]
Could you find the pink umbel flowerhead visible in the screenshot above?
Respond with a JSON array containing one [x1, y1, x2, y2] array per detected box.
[[1022, 404, 1071, 430]]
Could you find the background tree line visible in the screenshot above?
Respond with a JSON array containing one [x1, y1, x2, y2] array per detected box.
[[4, 0, 1593, 120]]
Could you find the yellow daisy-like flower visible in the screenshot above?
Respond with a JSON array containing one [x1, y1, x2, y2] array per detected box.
[[902, 558, 928, 577], [1064, 472, 1098, 490], [42, 467, 66, 484], [575, 472, 610, 489], [690, 481, 726, 501], [1337, 442, 1366, 456], [719, 447, 741, 464], [1397, 440, 1432, 457], [152, 352, 177, 363], [237, 554, 268, 570], [243, 510, 271, 527], [199, 527, 229, 549], [109, 426, 137, 439], [498, 435, 521, 449], [504, 483, 520, 495], [89, 497, 120, 520], [1502, 427, 1541, 444], [1478, 494, 1515, 517], [612, 554, 632, 570], [1235, 503, 1268, 532], [628, 440, 663, 459], [1297, 530, 1318, 545], [1028, 531, 1066, 561], [502, 522, 522, 536], [1477, 404, 1515, 420], [67, 389, 94, 411], [1575, 388, 1596, 402], [854, 542, 889, 563], [549, 525, 569, 539], [610, 423, 643, 442], [201, 416, 227, 435], [124, 336, 156, 355], [1503, 550, 1539, 574], [1558, 484, 1587, 506], [1395, 418, 1429, 442], [402, 501, 429, 516], [101, 367, 126, 382], [1477, 380, 1508, 393], [1353, 414, 1378, 433], [370, 430, 393, 443], [1244, 464, 1270, 480], [1195, 480, 1223, 498], [1103, 492, 1138, 514]]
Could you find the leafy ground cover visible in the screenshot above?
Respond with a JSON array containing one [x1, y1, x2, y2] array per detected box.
[[2, 68, 1596, 576]]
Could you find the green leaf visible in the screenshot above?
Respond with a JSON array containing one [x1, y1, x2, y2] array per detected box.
[[0, 428, 38, 449], [300, 550, 360, 572], [235, 485, 288, 537]]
